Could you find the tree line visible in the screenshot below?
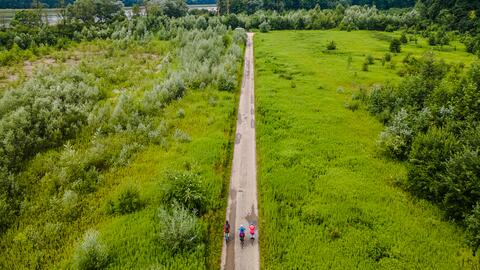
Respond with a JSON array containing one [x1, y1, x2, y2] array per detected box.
[[218, 0, 414, 14], [0, 0, 215, 9]]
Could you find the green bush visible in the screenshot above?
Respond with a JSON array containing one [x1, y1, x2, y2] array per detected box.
[[443, 149, 480, 220], [407, 128, 458, 203], [390, 38, 401, 53], [377, 109, 413, 160], [365, 55, 374, 65], [400, 32, 408, 44], [173, 129, 191, 143], [384, 52, 391, 62], [466, 203, 480, 255], [163, 171, 206, 213], [73, 230, 110, 270], [362, 62, 369, 71], [116, 186, 142, 215], [259, 21, 271, 33], [0, 196, 14, 234], [156, 204, 202, 253], [327, 40, 336, 50]]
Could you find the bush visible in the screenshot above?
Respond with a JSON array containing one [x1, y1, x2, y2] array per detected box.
[[173, 129, 191, 143], [163, 171, 206, 213], [73, 230, 110, 270], [366, 55, 374, 65], [428, 33, 437, 46], [407, 128, 458, 202], [327, 40, 336, 50], [157, 204, 202, 253], [400, 33, 408, 44], [377, 109, 413, 160], [384, 53, 391, 62], [116, 186, 142, 215], [0, 196, 14, 234], [217, 72, 236, 91], [443, 149, 480, 220], [259, 21, 271, 33], [362, 62, 369, 71], [466, 203, 480, 255], [177, 108, 185, 118], [390, 38, 401, 53]]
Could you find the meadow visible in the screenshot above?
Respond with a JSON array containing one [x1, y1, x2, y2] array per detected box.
[[254, 30, 479, 269], [0, 25, 245, 269]]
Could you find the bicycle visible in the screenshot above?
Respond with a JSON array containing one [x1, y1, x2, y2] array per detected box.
[[225, 232, 230, 243], [250, 232, 255, 244], [239, 232, 245, 248]]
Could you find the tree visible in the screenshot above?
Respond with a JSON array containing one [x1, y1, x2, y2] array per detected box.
[[390, 38, 401, 53], [10, 10, 43, 32], [146, 0, 188, 18], [66, 0, 124, 24]]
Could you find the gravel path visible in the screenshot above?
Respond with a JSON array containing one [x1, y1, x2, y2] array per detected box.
[[221, 32, 260, 270]]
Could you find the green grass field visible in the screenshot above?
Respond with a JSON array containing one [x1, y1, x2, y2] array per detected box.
[[254, 30, 479, 269]]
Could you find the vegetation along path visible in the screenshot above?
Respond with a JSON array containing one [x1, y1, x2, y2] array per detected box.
[[221, 33, 260, 270]]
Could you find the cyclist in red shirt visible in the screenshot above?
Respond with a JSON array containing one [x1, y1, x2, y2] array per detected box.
[[249, 223, 256, 240]]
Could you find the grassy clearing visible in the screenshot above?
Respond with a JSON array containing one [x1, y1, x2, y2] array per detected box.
[[254, 30, 478, 269]]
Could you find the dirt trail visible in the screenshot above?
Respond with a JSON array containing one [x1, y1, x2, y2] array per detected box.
[[221, 33, 260, 270]]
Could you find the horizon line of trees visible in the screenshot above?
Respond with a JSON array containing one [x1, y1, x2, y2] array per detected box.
[[0, 0, 216, 9]]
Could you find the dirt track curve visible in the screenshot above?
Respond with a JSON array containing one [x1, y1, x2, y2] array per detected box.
[[221, 32, 260, 270]]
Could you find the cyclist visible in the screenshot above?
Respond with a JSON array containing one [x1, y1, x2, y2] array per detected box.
[[224, 220, 230, 242], [249, 223, 256, 240], [239, 224, 246, 243]]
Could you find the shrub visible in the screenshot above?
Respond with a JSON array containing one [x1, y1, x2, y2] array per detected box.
[[176, 108, 185, 118], [0, 196, 14, 234], [116, 186, 142, 215], [428, 33, 437, 46], [157, 204, 202, 253], [61, 190, 80, 221], [366, 55, 374, 65], [443, 149, 480, 220], [163, 171, 206, 213], [362, 62, 369, 71], [466, 203, 480, 255], [327, 40, 336, 50], [217, 72, 236, 91], [407, 128, 458, 202], [73, 230, 110, 270], [377, 109, 413, 160], [173, 129, 191, 143], [400, 33, 408, 44], [384, 53, 391, 62], [390, 38, 401, 53], [259, 21, 271, 33]]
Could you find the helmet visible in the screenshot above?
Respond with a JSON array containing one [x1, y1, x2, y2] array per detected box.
[[240, 224, 244, 228], [251, 223, 254, 226]]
